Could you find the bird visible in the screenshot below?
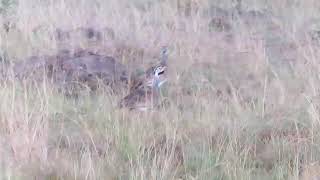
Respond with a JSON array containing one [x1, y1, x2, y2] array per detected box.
[[119, 65, 167, 111], [145, 46, 168, 74], [129, 46, 169, 92]]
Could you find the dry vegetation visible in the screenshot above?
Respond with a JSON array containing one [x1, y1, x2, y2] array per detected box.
[[1, 0, 320, 179]]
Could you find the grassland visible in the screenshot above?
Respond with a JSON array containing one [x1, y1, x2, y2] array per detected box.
[[1, 0, 320, 179]]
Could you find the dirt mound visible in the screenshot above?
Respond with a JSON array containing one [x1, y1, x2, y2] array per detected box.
[[10, 49, 128, 96]]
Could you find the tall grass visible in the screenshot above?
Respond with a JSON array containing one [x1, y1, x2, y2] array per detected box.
[[1, 0, 320, 179]]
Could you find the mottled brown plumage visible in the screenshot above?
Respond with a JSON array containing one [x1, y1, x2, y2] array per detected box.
[[119, 66, 167, 111], [129, 46, 168, 92]]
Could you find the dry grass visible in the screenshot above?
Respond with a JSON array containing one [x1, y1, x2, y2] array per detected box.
[[1, 0, 320, 179]]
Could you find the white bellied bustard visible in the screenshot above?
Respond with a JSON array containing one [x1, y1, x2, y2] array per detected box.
[[119, 65, 167, 111], [129, 46, 168, 92]]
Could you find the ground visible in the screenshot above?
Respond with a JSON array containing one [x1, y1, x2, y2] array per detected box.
[[1, 0, 320, 179]]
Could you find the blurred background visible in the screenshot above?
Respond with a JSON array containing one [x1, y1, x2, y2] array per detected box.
[[1, 0, 320, 179]]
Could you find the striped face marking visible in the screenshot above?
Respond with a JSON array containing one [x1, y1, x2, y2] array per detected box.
[[153, 66, 167, 87], [154, 66, 166, 77]]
